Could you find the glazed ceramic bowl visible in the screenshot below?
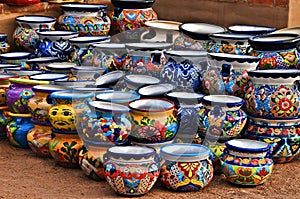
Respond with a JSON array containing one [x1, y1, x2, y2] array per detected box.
[[103, 145, 160, 196], [54, 79, 95, 88], [0, 52, 31, 64], [228, 24, 276, 35], [220, 139, 274, 186], [124, 74, 160, 91], [29, 73, 69, 83], [128, 98, 178, 144], [95, 91, 140, 105], [95, 70, 125, 88], [71, 66, 105, 81], [138, 83, 175, 98], [159, 143, 213, 191], [45, 62, 76, 73], [69, 36, 111, 49], [15, 15, 56, 30], [26, 57, 59, 70]]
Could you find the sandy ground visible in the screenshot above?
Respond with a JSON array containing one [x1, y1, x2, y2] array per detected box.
[[0, 139, 299, 199]]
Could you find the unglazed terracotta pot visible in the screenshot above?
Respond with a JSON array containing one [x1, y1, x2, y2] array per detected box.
[[220, 139, 274, 186], [6, 78, 49, 114], [6, 112, 33, 149], [13, 15, 56, 52], [0, 34, 10, 54], [159, 143, 214, 191], [104, 146, 160, 196], [57, 4, 111, 36], [128, 98, 178, 144], [49, 128, 83, 168], [245, 116, 300, 163], [0, 106, 10, 138], [197, 95, 247, 139]]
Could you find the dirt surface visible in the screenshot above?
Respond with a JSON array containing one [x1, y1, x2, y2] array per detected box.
[[0, 139, 299, 199]]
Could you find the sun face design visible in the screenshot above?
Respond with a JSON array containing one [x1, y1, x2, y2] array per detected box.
[[49, 105, 76, 131]]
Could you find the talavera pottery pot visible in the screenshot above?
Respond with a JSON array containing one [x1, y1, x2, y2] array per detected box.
[[25, 57, 59, 71], [228, 24, 276, 35], [35, 31, 78, 61], [159, 143, 214, 191], [208, 33, 253, 55], [88, 101, 131, 145], [248, 33, 300, 69], [124, 74, 160, 92], [79, 139, 114, 181], [125, 42, 172, 77], [0, 52, 31, 65], [160, 50, 207, 93], [175, 22, 227, 51], [6, 78, 49, 114], [92, 43, 127, 72], [245, 116, 300, 163], [220, 139, 274, 186], [0, 106, 10, 138], [69, 36, 110, 66], [49, 90, 93, 132], [207, 53, 260, 98], [110, 0, 158, 41], [104, 146, 160, 196], [6, 112, 33, 149], [0, 34, 10, 54], [128, 98, 178, 144], [244, 69, 300, 119], [0, 73, 19, 106], [197, 95, 247, 139], [57, 4, 111, 36], [95, 91, 140, 106], [13, 15, 56, 52], [165, 91, 204, 143], [141, 20, 182, 43]]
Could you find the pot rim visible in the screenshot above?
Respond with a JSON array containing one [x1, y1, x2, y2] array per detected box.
[[0, 52, 31, 60], [228, 24, 276, 35], [248, 69, 300, 79], [95, 91, 140, 103], [92, 43, 126, 50], [9, 78, 49, 85], [225, 139, 270, 153], [37, 30, 78, 37], [138, 83, 175, 97], [95, 70, 125, 86], [69, 36, 110, 44], [15, 15, 57, 24], [61, 4, 107, 12], [129, 98, 175, 112], [107, 145, 155, 157], [50, 90, 94, 99], [125, 42, 172, 51], [32, 85, 67, 93], [7, 112, 32, 118], [124, 74, 160, 87], [209, 32, 253, 40], [201, 95, 244, 107], [29, 73, 68, 81], [145, 20, 182, 31], [208, 53, 260, 63], [164, 50, 208, 58], [26, 57, 59, 64], [0, 73, 19, 81], [89, 101, 130, 113]]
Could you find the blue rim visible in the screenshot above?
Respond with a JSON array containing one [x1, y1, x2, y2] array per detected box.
[[32, 85, 66, 93], [229, 24, 276, 35], [61, 4, 107, 12], [81, 138, 114, 147], [0, 34, 7, 40], [69, 36, 110, 44], [225, 139, 270, 153], [209, 33, 253, 40], [248, 69, 300, 79], [50, 90, 94, 100], [201, 95, 244, 107], [107, 145, 155, 157], [89, 101, 130, 113], [208, 53, 260, 63], [0, 52, 31, 60], [37, 31, 78, 37], [30, 74, 68, 81], [124, 75, 160, 86], [15, 15, 56, 24], [160, 143, 211, 157], [26, 57, 59, 64], [112, 0, 155, 9], [95, 91, 140, 103]]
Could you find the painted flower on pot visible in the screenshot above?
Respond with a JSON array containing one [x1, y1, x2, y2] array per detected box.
[[202, 68, 225, 94], [257, 56, 277, 70], [279, 50, 299, 67]]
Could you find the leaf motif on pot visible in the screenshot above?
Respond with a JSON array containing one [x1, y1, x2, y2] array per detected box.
[[278, 50, 299, 66]]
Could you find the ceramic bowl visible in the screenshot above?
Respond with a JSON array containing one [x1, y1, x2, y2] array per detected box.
[[138, 83, 175, 98], [0, 52, 31, 64], [220, 139, 274, 186], [45, 62, 76, 73], [29, 73, 69, 82], [124, 74, 160, 91], [159, 143, 214, 191], [37, 30, 79, 41], [95, 91, 140, 106], [228, 24, 276, 35], [15, 15, 56, 30], [95, 70, 125, 88]]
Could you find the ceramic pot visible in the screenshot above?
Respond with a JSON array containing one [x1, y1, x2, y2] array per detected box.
[[69, 36, 110, 66], [0, 106, 10, 138], [208, 33, 252, 55], [6, 112, 33, 148], [128, 98, 178, 144], [175, 23, 227, 51], [197, 95, 247, 139], [28, 85, 66, 125], [248, 33, 300, 69], [125, 43, 172, 77], [0, 52, 31, 65], [27, 123, 52, 158], [0, 34, 10, 54], [25, 57, 59, 71], [110, 0, 158, 41], [79, 139, 113, 181], [220, 139, 274, 186], [57, 4, 111, 36], [159, 143, 214, 191], [104, 145, 160, 196], [13, 15, 56, 52], [95, 91, 140, 106], [160, 50, 207, 93], [141, 20, 182, 43], [88, 101, 131, 145], [208, 53, 260, 98], [165, 91, 203, 143], [35, 31, 78, 61], [49, 128, 83, 168], [245, 116, 300, 163], [6, 78, 49, 114], [0, 74, 19, 106], [228, 24, 276, 35], [244, 69, 300, 119], [92, 43, 127, 72], [49, 90, 93, 132]]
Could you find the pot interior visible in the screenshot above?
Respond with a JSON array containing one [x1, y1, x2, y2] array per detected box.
[[108, 146, 154, 155], [129, 99, 173, 112]]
